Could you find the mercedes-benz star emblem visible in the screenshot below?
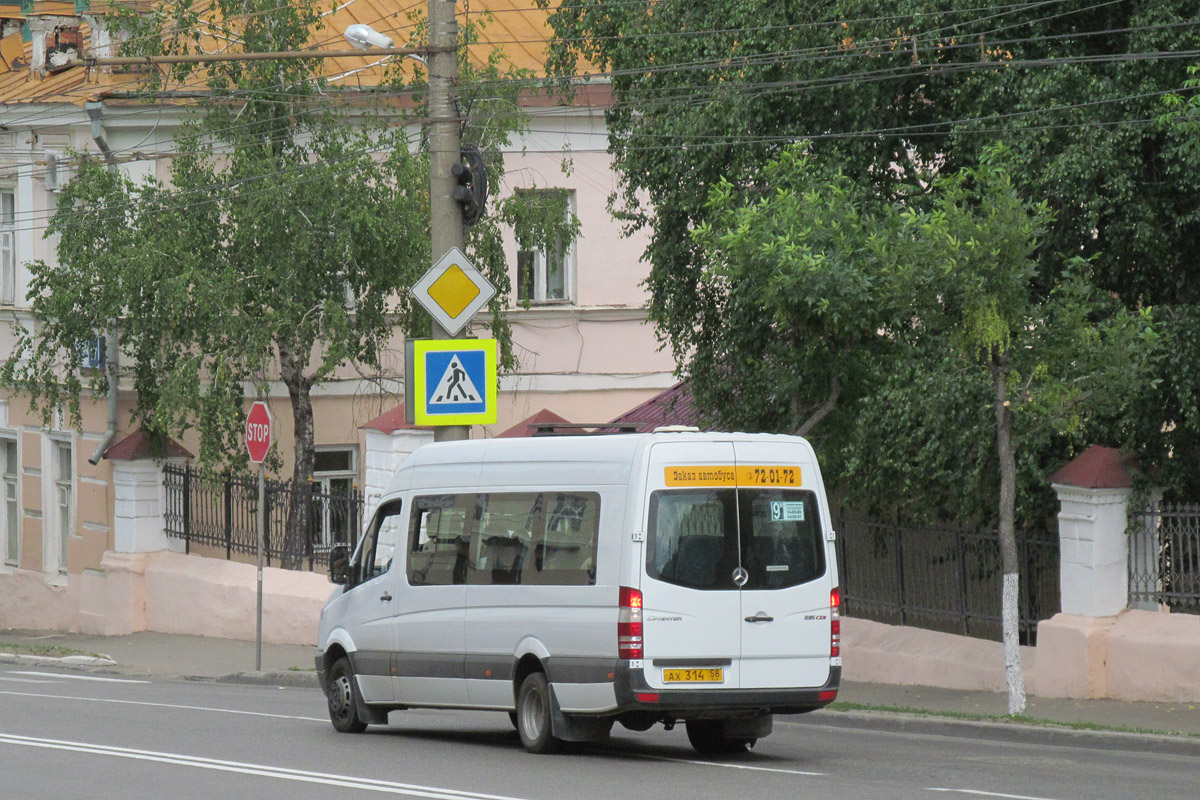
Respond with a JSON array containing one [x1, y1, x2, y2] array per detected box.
[[732, 567, 749, 587]]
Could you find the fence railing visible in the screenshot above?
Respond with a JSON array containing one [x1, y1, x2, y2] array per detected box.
[[163, 464, 363, 571], [1128, 502, 1200, 613], [834, 513, 1060, 645]]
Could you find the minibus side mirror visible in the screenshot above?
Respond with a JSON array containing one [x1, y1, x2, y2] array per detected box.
[[328, 545, 351, 586]]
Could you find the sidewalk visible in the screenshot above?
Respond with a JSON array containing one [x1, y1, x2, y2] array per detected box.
[[3, 628, 1198, 739]]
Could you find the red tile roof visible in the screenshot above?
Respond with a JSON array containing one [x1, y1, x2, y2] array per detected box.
[[605, 381, 702, 433], [0, 0, 565, 105], [495, 408, 569, 438], [104, 429, 193, 460], [1048, 445, 1135, 489], [360, 404, 427, 434]]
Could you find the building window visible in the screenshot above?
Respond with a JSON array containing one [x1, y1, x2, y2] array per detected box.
[[516, 189, 575, 304], [1, 190, 15, 305], [314, 447, 357, 547], [54, 441, 72, 575], [2, 438, 17, 567]]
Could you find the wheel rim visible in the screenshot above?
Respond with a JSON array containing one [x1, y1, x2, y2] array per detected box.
[[521, 684, 545, 741], [330, 673, 354, 722]]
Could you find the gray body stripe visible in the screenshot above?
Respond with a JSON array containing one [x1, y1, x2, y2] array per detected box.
[[352, 651, 616, 684]]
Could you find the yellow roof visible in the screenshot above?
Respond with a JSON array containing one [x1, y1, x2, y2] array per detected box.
[[0, 0, 557, 106]]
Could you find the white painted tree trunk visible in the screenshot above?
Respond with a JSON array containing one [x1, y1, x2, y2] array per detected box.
[[1002, 571, 1027, 714]]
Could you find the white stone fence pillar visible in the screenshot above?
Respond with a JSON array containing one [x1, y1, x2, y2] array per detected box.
[[1049, 445, 1159, 617], [361, 406, 433, 522], [107, 431, 192, 554]]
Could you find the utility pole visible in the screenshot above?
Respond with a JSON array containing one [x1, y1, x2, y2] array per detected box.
[[427, 0, 470, 444]]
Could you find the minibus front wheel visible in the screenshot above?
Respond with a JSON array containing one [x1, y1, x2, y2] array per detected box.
[[327, 657, 368, 734]]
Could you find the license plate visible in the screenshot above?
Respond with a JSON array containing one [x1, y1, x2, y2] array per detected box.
[[662, 668, 724, 683]]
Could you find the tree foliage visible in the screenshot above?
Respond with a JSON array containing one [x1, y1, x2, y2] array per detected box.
[[3, 1, 578, 565], [696, 146, 1157, 713], [544, 0, 1200, 509]]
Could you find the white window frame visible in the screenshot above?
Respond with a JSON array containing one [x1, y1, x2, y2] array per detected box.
[[1, 189, 15, 305], [2, 434, 19, 568], [42, 435, 73, 577], [516, 189, 576, 305], [314, 446, 358, 547]]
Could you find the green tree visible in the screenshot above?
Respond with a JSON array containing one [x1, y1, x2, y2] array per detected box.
[[695, 149, 1156, 713], [906, 158, 1155, 712], [687, 148, 909, 453], [543, 0, 1200, 502], [2, 0, 576, 566]]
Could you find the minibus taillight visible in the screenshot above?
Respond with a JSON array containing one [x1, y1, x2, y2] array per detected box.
[[618, 586, 644, 660], [830, 586, 841, 658]]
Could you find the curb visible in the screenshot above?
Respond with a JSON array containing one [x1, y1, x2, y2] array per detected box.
[[203, 671, 320, 689], [797, 709, 1200, 757], [0, 651, 117, 667]]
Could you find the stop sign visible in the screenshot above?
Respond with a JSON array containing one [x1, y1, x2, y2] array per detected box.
[[245, 401, 272, 463]]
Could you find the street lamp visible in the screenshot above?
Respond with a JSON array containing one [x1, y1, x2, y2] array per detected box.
[[344, 23, 427, 65]]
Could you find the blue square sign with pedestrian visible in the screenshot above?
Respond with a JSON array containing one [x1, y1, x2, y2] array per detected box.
[[407, 338, 498, 426]]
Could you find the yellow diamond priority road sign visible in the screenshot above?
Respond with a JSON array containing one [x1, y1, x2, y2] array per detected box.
[[411, 248, 497, 336]]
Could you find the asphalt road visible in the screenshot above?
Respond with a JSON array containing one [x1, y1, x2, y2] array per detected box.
[[0, 665, 1193, 800]]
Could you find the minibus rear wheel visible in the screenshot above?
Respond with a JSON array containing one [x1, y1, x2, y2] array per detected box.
[[327, 657, 368, 734], [516, 672, 562, 754]]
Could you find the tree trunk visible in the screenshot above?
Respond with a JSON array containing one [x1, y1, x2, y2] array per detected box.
[[279, 341, 315, 571], [992, 351, 1027, 715]]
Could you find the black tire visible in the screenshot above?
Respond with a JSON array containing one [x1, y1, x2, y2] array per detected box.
[[326, 657, 368, 734], [516, 672, 562, 754], [685, 720, 754, 755]]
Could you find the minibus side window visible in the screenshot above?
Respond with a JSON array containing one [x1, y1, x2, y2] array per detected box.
[[469, 491, 601, 586], [352, 499, 404, 585], [408, 494, 473, 586], [531, 492, 600, 585]]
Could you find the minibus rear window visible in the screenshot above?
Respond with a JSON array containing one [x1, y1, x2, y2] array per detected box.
[[647, 489, 825, 591]]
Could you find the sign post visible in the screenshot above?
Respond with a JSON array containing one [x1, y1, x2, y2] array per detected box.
[[245, 400, 272, 672]]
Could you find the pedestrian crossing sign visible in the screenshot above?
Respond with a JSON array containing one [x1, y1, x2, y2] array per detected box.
[[406, 338, 498, 426]]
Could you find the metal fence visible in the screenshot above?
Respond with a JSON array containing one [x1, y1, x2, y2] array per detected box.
[[1128, 502, 1200, 613], [834, 513, 1060, 645], [163, 464, 363, 571]]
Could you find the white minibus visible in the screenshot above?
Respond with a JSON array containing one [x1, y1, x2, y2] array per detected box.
[[315, 431, 841, 754]]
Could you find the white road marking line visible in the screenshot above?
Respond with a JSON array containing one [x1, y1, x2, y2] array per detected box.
[[928, 789, 1060, 800], [0, 690, 327, 722], [617, 751, 824, 776], [0, 733, 532, 800], [0, 677, 60, 684], [8, 671, 150, 684]]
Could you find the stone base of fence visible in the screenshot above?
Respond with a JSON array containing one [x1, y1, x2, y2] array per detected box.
[[844, 611, 1200, 703], [0, 549, 331, 645], [842, 616, 1037, 693]]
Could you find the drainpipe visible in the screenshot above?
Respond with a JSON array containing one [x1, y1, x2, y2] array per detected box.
[[88, 328, 119, 465], [85, 101, 120, 465]]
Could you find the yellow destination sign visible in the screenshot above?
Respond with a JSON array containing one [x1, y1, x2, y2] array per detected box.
[[664, 466, 802, 487]]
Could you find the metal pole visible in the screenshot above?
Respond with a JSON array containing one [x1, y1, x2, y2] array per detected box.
[[256, 461, 265, 672], [428, 0, 470, 444]]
